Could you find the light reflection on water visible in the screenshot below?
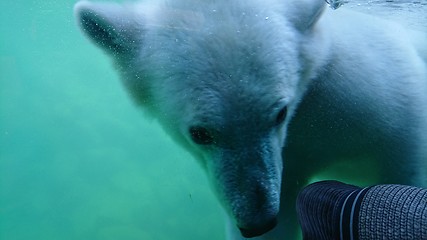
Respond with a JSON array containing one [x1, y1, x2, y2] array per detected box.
[[343, 0, 427, 30]]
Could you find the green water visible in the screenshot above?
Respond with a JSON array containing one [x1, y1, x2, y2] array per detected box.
[[1, 1, 426, 240], [0, 1, 224, 239]]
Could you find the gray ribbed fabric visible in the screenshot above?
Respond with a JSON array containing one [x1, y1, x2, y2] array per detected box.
[[359, 184, 427, 240], [296, 181, 362, 239], [296, 181, 427, 240]]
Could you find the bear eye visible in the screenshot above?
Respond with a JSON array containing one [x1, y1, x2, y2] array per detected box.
[[276, 106, 288, 125], [189, 126, 215, 145]]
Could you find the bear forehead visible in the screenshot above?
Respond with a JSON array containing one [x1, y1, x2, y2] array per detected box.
[[140, 0, 294, 50], [148, 66, 292, 130], [137, 0, 299, 85], [133, 0, 300, 123], [140, 11, 299, 97], [147, 0, 284, 27]]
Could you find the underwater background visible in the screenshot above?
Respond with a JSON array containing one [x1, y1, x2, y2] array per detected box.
[[0, 1, 425, 240]]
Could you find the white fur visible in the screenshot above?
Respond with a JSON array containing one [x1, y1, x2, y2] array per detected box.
[[74, 0, 427, 239]]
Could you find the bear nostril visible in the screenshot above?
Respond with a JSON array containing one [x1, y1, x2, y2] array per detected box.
[[238, 217, 278, 238]]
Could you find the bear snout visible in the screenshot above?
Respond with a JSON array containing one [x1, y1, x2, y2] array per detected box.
[[231, 183, 280, 238]]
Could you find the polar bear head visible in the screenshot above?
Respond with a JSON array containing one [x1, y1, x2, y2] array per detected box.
[[75, 0, 325, 237]]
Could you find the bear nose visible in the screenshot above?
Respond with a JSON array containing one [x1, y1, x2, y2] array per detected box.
[[238, 217, 277, 238]]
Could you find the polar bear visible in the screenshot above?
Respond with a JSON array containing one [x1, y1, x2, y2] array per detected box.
[[74, 0, 427, 239]]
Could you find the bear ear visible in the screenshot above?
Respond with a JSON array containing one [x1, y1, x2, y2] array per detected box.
[[287, 0, 326, 32], [74, 1, 143, 55]]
